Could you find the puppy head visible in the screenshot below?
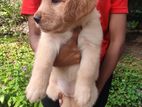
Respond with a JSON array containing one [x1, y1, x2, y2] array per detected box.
[[34, 0, 97, 32]]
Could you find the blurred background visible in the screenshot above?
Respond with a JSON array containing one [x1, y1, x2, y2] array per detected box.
[[0, 0, 142, 107]]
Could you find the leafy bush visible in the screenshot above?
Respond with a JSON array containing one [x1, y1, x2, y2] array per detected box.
[[106, 55, 142, 107], [0, 0, 25, 36], [0, 36, 142, 107], [128, 0, 142, 30], [0, 37, 42, 107]]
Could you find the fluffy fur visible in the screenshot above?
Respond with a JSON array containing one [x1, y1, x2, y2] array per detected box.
[[26, 0, 103, 107]]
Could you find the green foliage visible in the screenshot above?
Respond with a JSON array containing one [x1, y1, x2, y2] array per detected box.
[[106, 55, 142, 107], [0, 36, 142, 107], [0, 37, 42, 107], [0, 0, 25, 36]]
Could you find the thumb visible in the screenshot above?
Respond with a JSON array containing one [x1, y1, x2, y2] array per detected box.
[[72, 26, 82, 44]]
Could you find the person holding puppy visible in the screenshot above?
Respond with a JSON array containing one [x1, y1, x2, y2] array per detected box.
[[21, 0, 128, 107]]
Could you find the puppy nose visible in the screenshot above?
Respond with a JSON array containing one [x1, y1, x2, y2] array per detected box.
[[34, 15, 41, 23]]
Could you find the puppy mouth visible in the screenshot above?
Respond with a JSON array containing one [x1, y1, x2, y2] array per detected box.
[[38, 22, 65, 33], [39, 24, 57, 32], [36, 17, 70, 33]]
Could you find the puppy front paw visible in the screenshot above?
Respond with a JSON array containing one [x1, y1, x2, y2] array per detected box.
[[26, 75, 48, 102], [74, 85, 91, 106]]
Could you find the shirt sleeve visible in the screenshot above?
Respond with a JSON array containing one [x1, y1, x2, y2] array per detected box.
[[111, 0, 128, 14], [21, 0, 41, 15]]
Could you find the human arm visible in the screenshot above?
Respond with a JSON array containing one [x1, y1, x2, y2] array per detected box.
[[28, 15, 41, 52], [96, 14, 127, 93]]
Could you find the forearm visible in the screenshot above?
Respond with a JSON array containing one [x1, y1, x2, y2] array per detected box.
[[28, 16, 41, 52], [97, 40, 124, 93], [28, 33, 40, 52], [97, 14, 127, 93]]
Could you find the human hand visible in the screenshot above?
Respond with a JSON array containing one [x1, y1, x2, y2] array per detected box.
[[54, 27, 82, 66]]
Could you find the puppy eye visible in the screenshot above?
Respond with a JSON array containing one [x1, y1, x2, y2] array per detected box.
[[52, 0, 60, 3]]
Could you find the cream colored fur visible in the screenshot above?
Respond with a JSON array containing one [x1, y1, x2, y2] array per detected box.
[[26, 1, 103, 107]]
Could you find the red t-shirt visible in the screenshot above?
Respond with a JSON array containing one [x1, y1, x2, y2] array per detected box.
[[96, 0, 128, 61], [21, 0, 128, 61], [21, 0, 41, 15]]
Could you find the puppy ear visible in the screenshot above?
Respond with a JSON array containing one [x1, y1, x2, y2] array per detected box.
[[64, 0, 97, 22], [64, 0, 78, 22]]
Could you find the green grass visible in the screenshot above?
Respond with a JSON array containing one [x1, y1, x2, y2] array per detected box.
[[106, 55, 142, 107], [0, 36, 142, 107], [0, 0, 26, 37], [0, 36, 42, 107]]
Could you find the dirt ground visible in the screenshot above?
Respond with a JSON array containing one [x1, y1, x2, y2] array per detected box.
[[125, 31, 142, 59]]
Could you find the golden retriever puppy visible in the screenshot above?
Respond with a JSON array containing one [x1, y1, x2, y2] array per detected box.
[[26, 0, 103, 107]]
